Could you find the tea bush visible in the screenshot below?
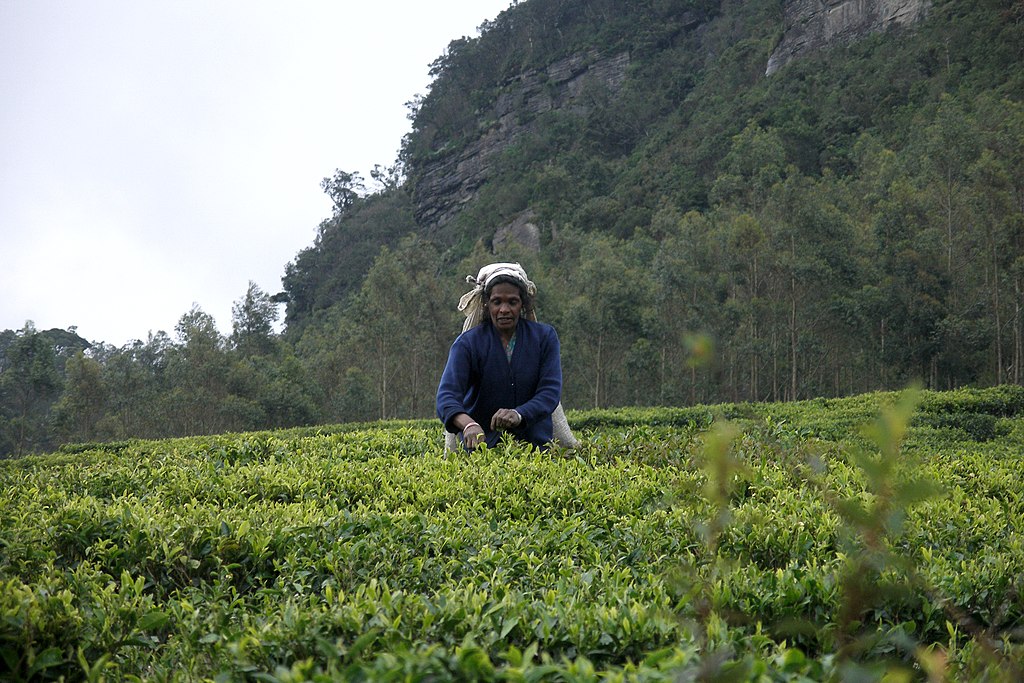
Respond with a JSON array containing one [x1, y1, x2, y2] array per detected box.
[[1, 388, 1022, 681]]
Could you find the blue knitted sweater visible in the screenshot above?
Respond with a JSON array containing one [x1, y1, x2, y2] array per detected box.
[[437, 318, 562, 449]]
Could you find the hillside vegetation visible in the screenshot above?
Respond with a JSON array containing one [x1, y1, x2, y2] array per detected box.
[[282, 0, 1024, 412], [2, 387, 1023, 680], [270, 0, 1024, 418], [3, 0, 1024, 455]]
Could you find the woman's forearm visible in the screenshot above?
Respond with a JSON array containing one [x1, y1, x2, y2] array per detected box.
[[452, 412, 478, 432]]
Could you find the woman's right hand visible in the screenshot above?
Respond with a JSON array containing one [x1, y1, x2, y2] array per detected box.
[[462, 421, 485, 448]]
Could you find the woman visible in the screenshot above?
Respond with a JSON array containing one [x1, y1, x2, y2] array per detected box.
[[436, 263, 564, 450]]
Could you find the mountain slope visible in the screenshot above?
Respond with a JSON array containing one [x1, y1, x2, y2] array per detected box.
[[284, 0, 1021, 324], [279, 0, 1024, 408]]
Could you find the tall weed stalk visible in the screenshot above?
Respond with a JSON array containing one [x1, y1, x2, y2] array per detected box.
[[677, 388, 1022, 681]]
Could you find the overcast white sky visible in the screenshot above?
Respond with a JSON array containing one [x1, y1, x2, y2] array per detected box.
[[1, 0, 511, 347]]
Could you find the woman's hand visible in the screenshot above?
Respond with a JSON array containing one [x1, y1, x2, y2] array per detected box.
[[490, 408, 522, 431], [462, 421, 486, 448]]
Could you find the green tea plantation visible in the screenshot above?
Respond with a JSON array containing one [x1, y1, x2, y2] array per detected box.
[[2, 387, 1023, 681]]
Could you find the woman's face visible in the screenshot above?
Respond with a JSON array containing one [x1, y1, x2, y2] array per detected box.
[[487, 283, 523, 335]]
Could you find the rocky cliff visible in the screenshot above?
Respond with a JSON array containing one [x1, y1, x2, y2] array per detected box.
[[411, 49, 631, 235], [766, 0, 931, 75], [411, 0, 933, 242]]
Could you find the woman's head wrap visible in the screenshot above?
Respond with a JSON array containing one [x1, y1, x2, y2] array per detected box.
[[457, 262, 537, 332]]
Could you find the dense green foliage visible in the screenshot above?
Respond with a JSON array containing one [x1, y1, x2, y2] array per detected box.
[[0, 286, 322, 457], [0, 326, 91, 456], [2, 387, 1022, 680], [3, 0, 1024, 455], [277, 0, 1024, 420]]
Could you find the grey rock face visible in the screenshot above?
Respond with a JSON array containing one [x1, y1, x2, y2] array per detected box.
[[492, 210, 542, 253], [412, 50, 630, 234], [412, 1, 931, 243], [766, 0, 930, 76]]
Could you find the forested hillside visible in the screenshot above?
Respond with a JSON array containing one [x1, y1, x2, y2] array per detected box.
[[3, 0, 1023, 455], [282, 0, 1024, 406]]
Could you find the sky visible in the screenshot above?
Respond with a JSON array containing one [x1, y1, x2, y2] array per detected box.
[[1, 0, 512, 347]]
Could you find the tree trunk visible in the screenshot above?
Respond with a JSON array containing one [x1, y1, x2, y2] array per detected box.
[[790, 282, 798, 401], [992, 242, 1003, 384], [379, 337, 387, 420], [660, 344, 666, 405], [750, 316, 759, 401], [1015, 271, 1022, 385], [880, 318, 887, 389], [771, 328, 779, 402]]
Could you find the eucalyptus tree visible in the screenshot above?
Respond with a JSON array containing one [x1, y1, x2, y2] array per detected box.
[[98, 333, 172, 439], [165, 306, 230, 436], [957, 96, 1024, 386], [352, 236, 451, 420], [293, 306, 375, 424], [968, 148, 1018, 385], [766, 172, 862, 399], [230, 281, 279, 358], [650, 209, 719, 405], [0, 324, 63, 456], [558, 231, 652, 408], [52, 351, 107, 443], [920, 95, 980, 277]]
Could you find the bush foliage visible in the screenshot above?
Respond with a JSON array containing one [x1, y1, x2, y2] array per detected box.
[[2, 387, 1022, 681]]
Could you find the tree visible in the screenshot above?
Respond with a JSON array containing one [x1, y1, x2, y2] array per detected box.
[[225, 351, 320, 431], [165, 306, 229, 435], [254, 352, 320, 428], [767, 172, 863, 399], [968, 148, 1017, 384], [351, 236, 452, 420], [868, 177, 948, 387], [720, 211, 769, 401], [292, 307, 369, 423], [709, 123, 788, 213], [370, 162, 405, 193], [976, 96, 1024, 384], [559, 231, 650, 408], [0, 324, 61, 456], [231, 281, 279, 358], [52, 352, 107, 443], [99, 333, 171, 439], [321, 169, 365, 218], [920, 95, 980, 281], [651, 210, 719, 405]]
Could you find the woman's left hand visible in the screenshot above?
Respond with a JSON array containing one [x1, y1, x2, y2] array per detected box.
[[491, 409, 522, 431]]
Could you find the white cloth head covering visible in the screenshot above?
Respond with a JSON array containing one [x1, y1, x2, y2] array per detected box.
[[457, 262, 537, 332]]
